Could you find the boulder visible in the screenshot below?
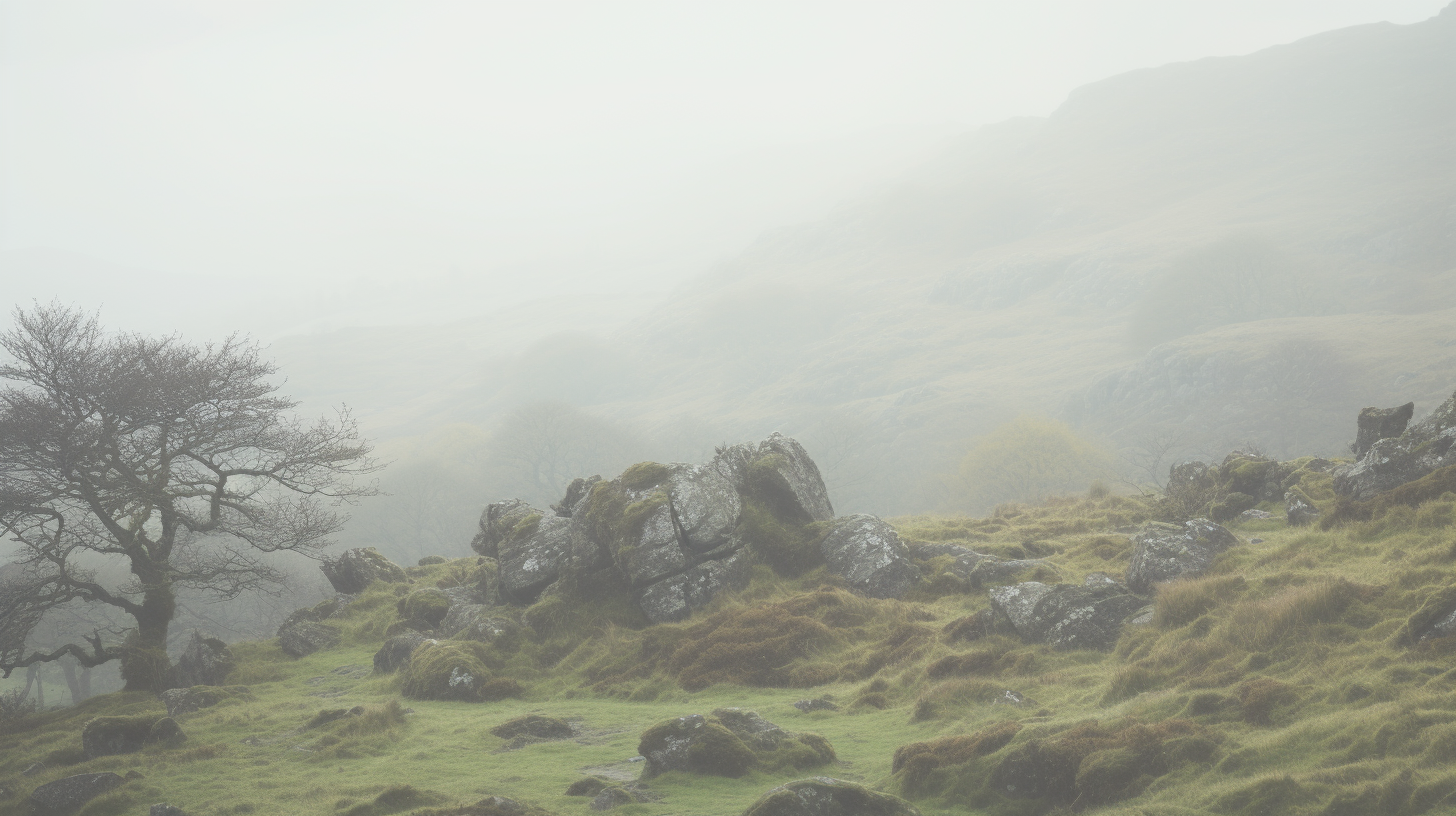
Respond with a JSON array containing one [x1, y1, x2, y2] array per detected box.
[[160, 686, 251, 718], [276, 609, 341, 658], [667, 461, 743, 553], [747, 434, 835, 524], [1124, 519, 1239, 595], [438, 604, 522, 649], [372, 633, 427, 674], [397, 588, 453, 628], [81, 716, 155, 759], [639, 714, 755, 778], [148, 717, 186, 747], [495, 510, 591, 604], [636, 549, 753, 624], [590, 787, 638, 810], [819, 515, 921, 599], [1335, 390, 1456, 501], [167, 631, 234, 689], [742, 777, 921, 816], [470, 499, 536, 559], [319, 548, 407, 594], [552, 476, 602, 517], [794, 698, 839, 713], [1285, 489, 1322, 526], [1353, 402, 1416, 458], [713, 708, 787, 750], [989, 582, 1143, 650], [28, 773, 124, 815]]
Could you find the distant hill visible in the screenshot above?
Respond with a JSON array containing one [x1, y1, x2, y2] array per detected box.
[[279, 4, 1456, 519]]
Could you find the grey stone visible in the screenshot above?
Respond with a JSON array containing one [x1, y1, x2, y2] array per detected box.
[[372, 633, 426, 674], [636, 549, 753, 624], [277, 610, 341, 658], [1336, 390, 1456, 500], [639, 714, 711, 778], [1238, 509, 1275, 521], [552, 476, 602, 517], [319, 548, 407, 594], [794, 698, 839, 712], [1124, 519, 1239, 595], [907, 542, 1043, 588], [167, 630, 233, 689], [470, 499, 536, 559], [488, 507, 586, 603], [819, 514, 921, 599], [667, 462, 742, 553], [1353, 402, 1416, 458], [29, 773, 124, 815], [742, 777, 922, 816], [591, 787, 637, 810], [988, 582, 1055, 637], [712, 708, 787, 750]]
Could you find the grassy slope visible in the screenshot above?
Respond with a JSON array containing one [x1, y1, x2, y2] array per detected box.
[[7, 473, 1456, 816]]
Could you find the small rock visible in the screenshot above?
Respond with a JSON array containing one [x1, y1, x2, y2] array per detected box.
[[1285, 489, 1322, 527], [1237, 509, 1275, 521], [372, 633, 426, 674], [819, 515, 921, 599], [167, 631, 234, 689], [590, 787, 637, 811], [490, 715, 574, 741], [276, 610, 341, 658], [793, 698, 839, 713]]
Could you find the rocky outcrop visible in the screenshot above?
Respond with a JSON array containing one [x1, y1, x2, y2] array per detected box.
[[989, 577, 1144, 650], [1353, 402, 1416, 458], [167, 631, 233, 689], [1285, 489, 1321, 526], [320, 548, 407, 594], [819, 515, 920, 599], [1125, 519, 1240, 595], [1335, 390, 1456, 501], [465, 434, 908, 626], [29, 773, 124, 815], [742, 777, 921, 816]]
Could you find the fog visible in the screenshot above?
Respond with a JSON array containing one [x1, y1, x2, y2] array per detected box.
[[3, 1, 1445, 338]]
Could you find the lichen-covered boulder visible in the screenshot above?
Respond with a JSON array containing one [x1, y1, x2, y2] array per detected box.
[[989, 582, 1143, 650], [742, 777, 921, 816], [819, 515, 920, 599], [167, 630, 234, 689], [1335, 390, 1456, 500], [29, 773, 124, 815], [491, 715, 573, 741], [397, 588, 453, 628], [667, 461, 743, 553], [908, 543, 1046, 589], [1353, 402, 1416, 459], [277, 609, 341, 658], [495, 510, 592, 604], [320, 547, 407, 594], [1124, 519, 1239, 595], [639, 714, 756, 778], [372, 632, 427, 674], [636, 549, 753, 624], [437, 604, 522, 650]]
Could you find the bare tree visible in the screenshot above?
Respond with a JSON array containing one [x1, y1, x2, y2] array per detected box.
[[0, 305, 377, 691]]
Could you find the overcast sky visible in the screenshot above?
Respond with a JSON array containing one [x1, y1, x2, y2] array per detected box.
[[1, 0, 1449, 339]]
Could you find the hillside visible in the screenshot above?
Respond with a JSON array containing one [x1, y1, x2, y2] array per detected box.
[[7, 398, 1456, 816], [271, 5, 1456, 522]]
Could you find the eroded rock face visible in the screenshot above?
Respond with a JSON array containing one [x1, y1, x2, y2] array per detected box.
[[989, 581, 1142, 650], [636, 549, 753, 624], [1353, 402, 1416, 459], [320, 548, 407, 594], [29, 773, 124, 815], [742, 777, 922, 816], [1124, 519, 1239, 595], [167, 631, 233, 689], [750, 434, 835, 523], [1336, 390, 1456, 501], [495, 513, 585, 603], [819, 515, 920, 599]]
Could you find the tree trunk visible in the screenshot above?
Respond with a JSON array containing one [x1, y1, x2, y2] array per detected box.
[[79, 664, 92, 700], [121, 583, 176, 693]]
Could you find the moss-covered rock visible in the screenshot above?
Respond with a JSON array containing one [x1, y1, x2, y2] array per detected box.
[[639, 714, 756, 778], [742, 777, 920, 816], [397, 588, 452, 627], [321, 547, 408, 594], [400, 641, 522, 702], [80, 714, 185, 759]]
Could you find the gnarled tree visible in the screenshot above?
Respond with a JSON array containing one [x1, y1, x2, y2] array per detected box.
[[0, 305, 376, 691]]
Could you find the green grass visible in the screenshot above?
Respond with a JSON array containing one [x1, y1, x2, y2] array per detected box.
[[7, 487, 1456, 815]]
